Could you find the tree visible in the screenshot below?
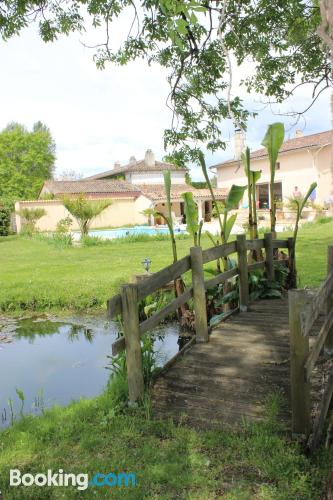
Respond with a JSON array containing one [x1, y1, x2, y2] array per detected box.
[[0, 204, 10, 236], [0, 122, 56, 207], [0, 2, 329, 165], [62, 195, 111, 237], [57, 169, 83, 181]]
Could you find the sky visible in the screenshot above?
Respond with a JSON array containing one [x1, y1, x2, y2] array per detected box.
[[0, 23, 331, 181]]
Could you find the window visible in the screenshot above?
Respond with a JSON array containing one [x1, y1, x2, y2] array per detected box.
[[276, 162, 280, 170]]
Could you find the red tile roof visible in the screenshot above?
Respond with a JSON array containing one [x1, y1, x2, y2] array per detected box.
[[86, 160, 187, 180], [41, 180, 141, 196], [139, 184, 228, 201], [212, 130, 332, 169]]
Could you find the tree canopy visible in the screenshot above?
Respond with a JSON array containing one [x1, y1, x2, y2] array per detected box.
[[0, 122, 56, 207], [0, 1, 329, 163]]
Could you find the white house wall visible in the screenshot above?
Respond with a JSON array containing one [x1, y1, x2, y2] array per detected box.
[[15, 197, 148, 233], [216, 146, 332, 204]]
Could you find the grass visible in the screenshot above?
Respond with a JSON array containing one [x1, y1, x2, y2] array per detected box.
[[0, 221, 332, 312], [0, 391, 330, 499], [1, 221, 332, 497]]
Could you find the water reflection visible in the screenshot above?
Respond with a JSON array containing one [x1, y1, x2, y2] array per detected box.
[[15, 319, 95, 344], [0, 316, 186, 427]]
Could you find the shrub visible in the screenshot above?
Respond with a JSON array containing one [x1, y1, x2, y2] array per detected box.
[[56, 216, 72, 235], [316, 215, 333, 224], [0, 205, 10, 236], [18, 207, 46, 236]]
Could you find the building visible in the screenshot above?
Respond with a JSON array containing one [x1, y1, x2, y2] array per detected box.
[[212, 129, 333, 208], [15, 150, 227, 232]]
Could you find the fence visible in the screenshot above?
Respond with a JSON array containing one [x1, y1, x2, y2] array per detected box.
[[289, 245, 333, 450], [108, 233, 292, 405]]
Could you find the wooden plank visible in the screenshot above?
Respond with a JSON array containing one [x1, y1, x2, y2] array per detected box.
[[309, 367, 333, 452], [248, 261, 265, 272], [300, 269, 333, 337], [202, 241, 237, 264], [139, 288, 193, 335], [272, 239, 289, 248], [246, 239, 264, 250], [107, 294, 122, 319], [204, 268, 238, 290], [191, 246, 209, 342], [121, 284, 144, 404], [112, 335, 125, 356], [272, 258, 288, 266], [289, 289, 311, 436], [237, 234, 249, 312], [304, 308, 333, 381], [137, 255, 191, 299]]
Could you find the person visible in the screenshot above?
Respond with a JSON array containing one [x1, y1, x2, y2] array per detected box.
[[292, 186, 301, 198]]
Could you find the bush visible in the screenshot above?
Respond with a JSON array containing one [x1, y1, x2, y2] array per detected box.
[[0, 205, 10, 236], [316, 215, 333, 224]]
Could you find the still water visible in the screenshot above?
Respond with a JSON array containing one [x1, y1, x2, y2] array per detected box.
[[0, 316, 184, 427]]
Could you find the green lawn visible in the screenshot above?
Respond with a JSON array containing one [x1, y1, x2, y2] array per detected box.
[[0, 392, 330, 499], [1, 221, 332, 498], [0, 221, 332, 313]]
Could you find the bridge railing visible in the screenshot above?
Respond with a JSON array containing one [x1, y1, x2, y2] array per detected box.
[[289, 245, 333, 450], [108, 233, 292, 404]]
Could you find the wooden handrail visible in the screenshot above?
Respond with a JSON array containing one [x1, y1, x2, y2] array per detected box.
[[108, 233, 295, 404], [201, 241, 236, 264], [289, 245, 333, 448], [304, 308, 333, 381], [300, 269, 333, 337]]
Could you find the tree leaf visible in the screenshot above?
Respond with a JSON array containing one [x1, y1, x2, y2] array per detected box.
[[300, 182, 317, 212], [225, 184, 247, 211], [261, 122, 285, 175], [181, 192, 199, 244], [224, 214, 237, 242]]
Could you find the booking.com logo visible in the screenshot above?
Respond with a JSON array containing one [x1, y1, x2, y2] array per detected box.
[[9, 469, 137, 491]]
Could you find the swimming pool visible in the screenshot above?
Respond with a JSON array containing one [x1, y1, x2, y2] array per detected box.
[[82, 225, 186, 239]]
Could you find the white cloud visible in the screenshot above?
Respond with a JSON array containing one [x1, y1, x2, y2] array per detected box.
[[0, 25, 330, 182]]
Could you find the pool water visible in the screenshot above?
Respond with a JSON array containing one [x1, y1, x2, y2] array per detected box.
[[0, 317, 185, 427], [82, 225, 185, 239]]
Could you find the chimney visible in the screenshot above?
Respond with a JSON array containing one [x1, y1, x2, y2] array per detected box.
[[114, 161, 121, 169], [144, 149, 155, 167], [295, 129, 304, 138], [234, 129, 245, 160], [129, 156, 136, 164]]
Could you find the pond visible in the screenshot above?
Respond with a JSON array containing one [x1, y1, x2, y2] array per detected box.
[[0, 316, 186, 428]]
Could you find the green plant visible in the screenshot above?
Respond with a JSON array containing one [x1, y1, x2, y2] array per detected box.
[[62, 195, 111, 237], [287, 182, 317, 288], [142, 170, 178, 263], [317, 216, 333, 224], [261, 123, 285, 234], [242, 146, 262, 241], [0, 204, 10, 236], [18, 207, 46, 236], [56, 215, 72, 235], [181, 191, 203, 246]]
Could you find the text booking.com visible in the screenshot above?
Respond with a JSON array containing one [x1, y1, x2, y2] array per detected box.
[[9, 469, 137, 491]]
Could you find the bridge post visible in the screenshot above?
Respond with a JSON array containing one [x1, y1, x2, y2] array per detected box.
[[121, 284, 144, 405], [264, 232, 274, 281], [325, 245, 333, 355], [237, 234, 249, 312], [190, 246, 209, 342], [289, 289, 311, 437]]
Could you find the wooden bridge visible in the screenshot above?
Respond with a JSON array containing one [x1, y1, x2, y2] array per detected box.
[[108, 234, 333, 451]]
